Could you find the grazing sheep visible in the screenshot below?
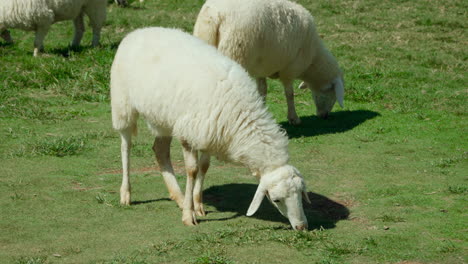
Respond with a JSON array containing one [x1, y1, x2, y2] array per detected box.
[[0, 0, 107, 56], [111, 27, 310, 230], [193, 0, 344, 124]]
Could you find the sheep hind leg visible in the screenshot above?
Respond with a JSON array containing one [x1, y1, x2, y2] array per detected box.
[[181, 140, 199, 226], [153, 136, 184, 209], [119, 127, 133, 205], [33, 24, 51, 56], [71, 12, 85, 48], [282, 79, 301, 125], [193, 152, 210, 217]]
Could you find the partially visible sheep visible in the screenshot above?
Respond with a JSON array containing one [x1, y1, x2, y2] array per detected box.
[[193, 0, 344, 124], [113, 0, 144, 7], [0, 0, 107, 56], [111, 27, 310, 230]]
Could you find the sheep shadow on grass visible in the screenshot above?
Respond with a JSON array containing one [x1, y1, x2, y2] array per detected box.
[[132, 198, 171, 205], [48, 41, 121, 57], [49, 45, 93, 58], [280, 110, 380, 138], [0, 42, 13, 48], [201, 183, 349, 230]]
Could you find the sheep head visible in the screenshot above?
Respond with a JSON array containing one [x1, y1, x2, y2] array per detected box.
[[300, 77, 344, 119], [247, 165, 310, 231]]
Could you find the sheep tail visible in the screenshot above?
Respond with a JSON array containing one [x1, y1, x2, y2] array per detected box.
[[111, 83, 138, 136], [111, 103, 138, 136], [193, 4, 222, 47]]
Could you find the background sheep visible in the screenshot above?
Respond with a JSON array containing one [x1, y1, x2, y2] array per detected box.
[[193, 0, 344, 124], [111, 27, 310, 230], [0, 0, 107, 56], [113, 0, 144, 7]]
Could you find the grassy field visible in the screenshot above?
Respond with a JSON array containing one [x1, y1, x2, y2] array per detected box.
[[0, 0, 466, 263]]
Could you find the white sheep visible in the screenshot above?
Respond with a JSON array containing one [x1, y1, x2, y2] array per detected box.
[[111, 27, 311, 230], [193, 0, 344, 124], [0, 0, 107, 56]]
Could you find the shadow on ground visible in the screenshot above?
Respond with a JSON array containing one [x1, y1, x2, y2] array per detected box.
[[0, 42, 13, 47], [280, 110, 380, 138], [124, 5, 146, 10], [49, 42, 121, 57], [49, 45, 92, 57], [132, 198, 171, 205], [201, 183, 349, 230]]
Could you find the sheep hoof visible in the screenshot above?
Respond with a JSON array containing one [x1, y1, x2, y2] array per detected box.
[[70, 43, 80, 50], [182, 210, 198, 226], [33, 46, 45, 57], [195, 205, 206, 217], [120, 190, 131, 205], [288, 117, 302, 125], [120, 198, 130, 206]]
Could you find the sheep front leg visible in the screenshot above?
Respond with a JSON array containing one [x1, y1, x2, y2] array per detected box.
[[282, 79, 301, 125], [153, 136, 184, 209], [84, 1, 106, 47], [194, 152, 210, 217], [256, 78, 268, 99], [71, 12, 85, 48], [33, 24, 51, 56], [119, 127, 133, 205], [0, 29, 13, 44], [181, 140, 198, 226]]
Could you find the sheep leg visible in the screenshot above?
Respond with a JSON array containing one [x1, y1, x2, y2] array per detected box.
[[33, 24, 50, 57], [114, 0, 128, 6], [256, 78, 268, 99], [181, 140, 198, 226], [282, 80, 301, 125], [153, 136, 184, 209], [193, 152, 210, 217], [0, 29, 13, 44], [119, 127, 133, 205], [84, 1, 106, 47], [71, 12, 85, 48]]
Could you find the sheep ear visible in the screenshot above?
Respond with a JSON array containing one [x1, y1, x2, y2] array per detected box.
[[247, 184, 267, 216], [302, 191, 312, 204], [334, 78, 344, 108]]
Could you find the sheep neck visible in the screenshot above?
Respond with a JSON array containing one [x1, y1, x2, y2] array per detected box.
[[302, 43, 342, 90], [225, 109, 290, 175]]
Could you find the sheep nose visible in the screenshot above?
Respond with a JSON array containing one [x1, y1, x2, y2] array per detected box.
[[295, 224, 307, 231]]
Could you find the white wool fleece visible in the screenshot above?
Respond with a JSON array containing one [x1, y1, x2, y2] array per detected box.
[[194, 0, 342, 91], [111, 27, 289, 174], [194, 0, 344, 122], [111, 28, 310, 230]]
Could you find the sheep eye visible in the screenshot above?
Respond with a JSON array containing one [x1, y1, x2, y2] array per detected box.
[[273, 199, 280, 203]]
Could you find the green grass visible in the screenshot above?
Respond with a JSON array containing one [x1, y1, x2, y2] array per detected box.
[[0, 0, 467, 263]]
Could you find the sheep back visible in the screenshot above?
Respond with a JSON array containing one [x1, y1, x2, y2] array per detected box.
[[194, 0, 321, 80], [111, 27, 288, 165]]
